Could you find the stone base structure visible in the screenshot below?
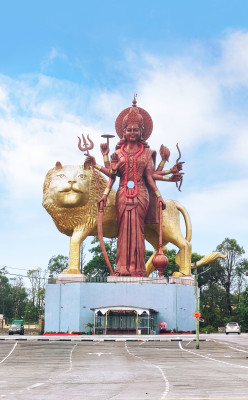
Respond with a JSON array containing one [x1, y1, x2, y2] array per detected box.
[[107, 276, 153, 283], [107, 276, 194, 285], [169, 276, 194, 286], [45, 277, 197, 334], [56, 273, 86, 284]]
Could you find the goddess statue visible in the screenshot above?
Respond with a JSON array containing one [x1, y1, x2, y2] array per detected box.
[[85, 97, 183, 277]]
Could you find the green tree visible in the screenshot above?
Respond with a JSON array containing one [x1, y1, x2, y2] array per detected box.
[[216, 238, 247, 315], [200, 284, 229, 328], [0, 268, 13, 321], [197, 260, 223, 292], [27, 268, 47, 321], [235, 259, 248, 303], [9, 276, 28, 319], [84, 237, 117, 278], [24, 301, 40, 323], [48, 255, 69, 278], [236, 287, 248, 330], [37, 288, 45, 314]]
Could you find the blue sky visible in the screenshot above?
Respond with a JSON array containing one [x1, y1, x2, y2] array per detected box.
[[1, 0, 248, 279]]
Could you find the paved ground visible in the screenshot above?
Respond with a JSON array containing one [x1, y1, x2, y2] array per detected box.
[[0, 334, 248, 399]]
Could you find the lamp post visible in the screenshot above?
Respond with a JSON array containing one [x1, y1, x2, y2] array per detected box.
[[194, 263, 211, 350], [194, 264, 200, 349]]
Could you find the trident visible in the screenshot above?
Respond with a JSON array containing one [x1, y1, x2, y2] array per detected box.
[[77, 134, 101, 195], [78, 134, 94, 154]]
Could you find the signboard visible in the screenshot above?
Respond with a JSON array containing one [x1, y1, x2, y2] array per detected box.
[[193, 312, 201, 318]]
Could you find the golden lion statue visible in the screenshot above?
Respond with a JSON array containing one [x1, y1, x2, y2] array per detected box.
[[43, 162, 224, 276]]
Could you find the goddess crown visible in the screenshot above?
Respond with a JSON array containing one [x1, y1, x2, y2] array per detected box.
[[115, 96, 153, 140]]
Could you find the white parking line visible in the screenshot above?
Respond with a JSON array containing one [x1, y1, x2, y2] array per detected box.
[[125, 342, 170, 399], [88, 352, 112, 357], [69, 343, 77, 371], [228, 346, 248, 354], [179, 342, 248, 369], [0, 342, 17, 364], [27, 382, 45, 390], [13, 342, 77, 396]]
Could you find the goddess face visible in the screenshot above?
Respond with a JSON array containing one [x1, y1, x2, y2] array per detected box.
[[124, 123, 141, 143]]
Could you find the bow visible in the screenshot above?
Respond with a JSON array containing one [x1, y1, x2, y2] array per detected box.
[[175, 143, 183, 192]]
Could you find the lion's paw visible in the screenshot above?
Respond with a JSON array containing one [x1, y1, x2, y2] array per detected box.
[[62, 268, 81, 274], [172, 272, 185, 277]]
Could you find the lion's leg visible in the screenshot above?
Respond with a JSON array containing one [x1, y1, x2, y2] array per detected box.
[[170, 235, 192, 277], [63, 229, 91, 274]]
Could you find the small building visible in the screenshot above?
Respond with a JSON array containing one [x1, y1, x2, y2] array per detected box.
[[92, 305, 158, 335]]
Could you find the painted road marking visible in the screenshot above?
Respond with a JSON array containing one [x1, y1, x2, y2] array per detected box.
[[87, 352, 112, 357], [179, 342, 248, 369], [125, 342, 170, 399], [229, 346, 248, 354], [0, 342, 17, 364]]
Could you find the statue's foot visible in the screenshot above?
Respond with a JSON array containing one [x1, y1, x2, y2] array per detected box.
[[62, 268, 81, 274], [129, 264, 146, 277], [135, 271, 147, 277], [115, 267, 131, 276], [172, 272, 185, 277]]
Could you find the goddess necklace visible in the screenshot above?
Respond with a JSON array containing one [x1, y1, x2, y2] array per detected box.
[[120, 142, 144, 198]]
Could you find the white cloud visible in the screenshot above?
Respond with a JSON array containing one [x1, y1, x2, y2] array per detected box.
[[1, 29, 248, 271], [0, 74, 105, 200], [176, 178, 248, 257], [183, 179, 248, 233], [225, 126, 248, 168], [218, 30, 248, 86], [138, 68, 223, 149], [41, 47, 67, 70]]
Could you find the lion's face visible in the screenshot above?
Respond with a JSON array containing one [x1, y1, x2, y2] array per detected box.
[[44, 163, 91, 208]]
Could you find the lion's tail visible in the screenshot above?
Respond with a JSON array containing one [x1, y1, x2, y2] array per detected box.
[[174, 200, 192, 242]]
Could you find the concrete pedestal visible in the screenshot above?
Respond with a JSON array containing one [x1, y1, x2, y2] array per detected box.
[[45, 278, 197, 334], [56, 273, 86, 284]]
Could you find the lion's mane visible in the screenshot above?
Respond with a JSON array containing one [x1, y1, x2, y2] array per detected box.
[[42, 164, 109, 237]]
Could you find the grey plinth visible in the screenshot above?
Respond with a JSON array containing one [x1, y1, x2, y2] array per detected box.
[[45, 278, 197, 334], [56, 273, 86, 284], [107, 276, 194, 285]]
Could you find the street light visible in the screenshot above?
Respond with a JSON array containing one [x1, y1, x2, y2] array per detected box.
[[194, 263, 211, 350]]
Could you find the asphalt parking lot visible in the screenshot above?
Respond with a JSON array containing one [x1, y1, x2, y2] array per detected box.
[[0, 334, 248, 399]]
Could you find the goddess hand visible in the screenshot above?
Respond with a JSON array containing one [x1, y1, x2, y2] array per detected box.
[[111, 152, 121, 171], [100, 143, 109, 156], [159, 145, 170, 162], [98, 194, 107, 209], [157, 197, 166, 210], [169, 172, 184, 182], [84, 155, 96, 166], [170, 162, 184, 174]]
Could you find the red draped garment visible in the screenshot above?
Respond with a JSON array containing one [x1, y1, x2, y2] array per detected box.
[[114, 146, 156, 277]]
